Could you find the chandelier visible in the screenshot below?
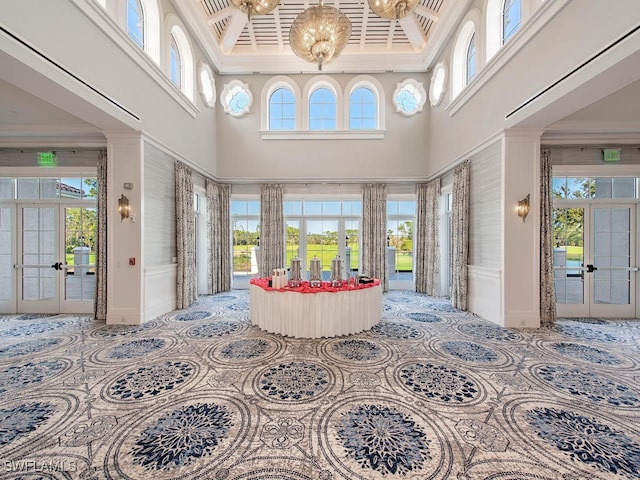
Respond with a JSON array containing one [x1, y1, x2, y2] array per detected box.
[[367, 0, 418, 19], [230, 0, 279, 20], [289, 0, 352, 71]]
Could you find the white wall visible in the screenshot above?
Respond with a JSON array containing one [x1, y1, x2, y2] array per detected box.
[[215, 73, 430, 181]]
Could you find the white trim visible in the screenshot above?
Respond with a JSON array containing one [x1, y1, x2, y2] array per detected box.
[[451, 15, 478, 100], [429, 61, 448, 107], [198, 62, 216, 108], [259, 130, 386, 140]]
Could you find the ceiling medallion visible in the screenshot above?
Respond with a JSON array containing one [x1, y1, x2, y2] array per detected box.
[[289, 0, 352, 71], [367, 0, 419, 20], [230, 0, 279, 20]]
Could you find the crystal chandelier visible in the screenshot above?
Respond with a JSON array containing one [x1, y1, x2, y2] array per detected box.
[[289, 0, 352, 71], [230, 0, 279, 20], [367, 0, 418, 20]]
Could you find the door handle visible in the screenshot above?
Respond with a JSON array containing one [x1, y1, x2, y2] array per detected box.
[[51, 262, 62, 271], [586, 264, 598, 273]]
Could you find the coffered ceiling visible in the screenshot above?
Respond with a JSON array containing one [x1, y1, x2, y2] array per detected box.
[[176, 0, 467, 74]]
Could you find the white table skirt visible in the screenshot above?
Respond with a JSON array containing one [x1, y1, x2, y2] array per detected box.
[[249, 284, 382, 338]]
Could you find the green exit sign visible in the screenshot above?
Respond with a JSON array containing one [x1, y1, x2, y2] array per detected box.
[[37, 151, 56, 166], [602, 149, 621, 163]]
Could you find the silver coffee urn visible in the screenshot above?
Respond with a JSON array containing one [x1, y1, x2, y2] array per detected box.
[[309, 255, 322, 287], [289, 257, 302, 287], [330, 255, 343, 287]]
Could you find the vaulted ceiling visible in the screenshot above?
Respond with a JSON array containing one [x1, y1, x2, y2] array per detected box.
[[176, 0, 464, 74]]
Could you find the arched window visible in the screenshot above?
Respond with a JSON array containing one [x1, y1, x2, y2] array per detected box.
[[309, 88, 336, 130], [269, 88, 296, 130], [349, 87, 377, 129], [170, 34, 181, 88], [168, 22, 195, 101], [502, 0, 521, 44], [466, 33, 476, 84], [126, 0, 144, 48]]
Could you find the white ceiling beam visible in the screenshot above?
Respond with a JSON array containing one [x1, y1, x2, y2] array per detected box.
[[386, 20, 396, 49], [220, 11, 248, 54], [398, 15, 426, 49], [360, 1, 370, 49], [414, 5, 439, 22], [207, 6, 235, 24], [274, 8, 284, 50]]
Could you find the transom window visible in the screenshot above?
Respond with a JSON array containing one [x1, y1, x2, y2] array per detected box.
[[349, 87, 377, 129], [309, 88, 337, 130], [126, 0, 144, 48], [552, 177, 639, 200], [502, 0, 521, 44], [269, 88, 296, 130]]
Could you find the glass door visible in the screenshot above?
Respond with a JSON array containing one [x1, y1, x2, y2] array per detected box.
[[554, 204, 636, 317], [305, 219, 340, 280], [17, 204, 95, 313], [17, 205, 59, 313]]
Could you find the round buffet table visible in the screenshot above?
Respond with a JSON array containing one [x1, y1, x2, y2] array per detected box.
[[249, 278, 382, 338]]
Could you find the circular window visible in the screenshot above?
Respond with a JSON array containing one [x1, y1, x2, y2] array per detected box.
[[198, 63, 216, 108], [429, 62, 447, 107], [221, 80, 253, 118], [393, 79, 426, 117]]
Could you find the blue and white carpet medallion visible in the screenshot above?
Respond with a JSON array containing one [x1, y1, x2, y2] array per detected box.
[[0, 290, 638, 479]]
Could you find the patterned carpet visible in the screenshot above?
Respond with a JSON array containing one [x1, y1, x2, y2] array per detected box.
[[0, 290, 639, 479]]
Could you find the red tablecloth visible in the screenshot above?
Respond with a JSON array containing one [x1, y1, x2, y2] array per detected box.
[[250, 277, 380, 293]]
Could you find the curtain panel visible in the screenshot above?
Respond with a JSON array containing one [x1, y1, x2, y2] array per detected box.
[[176, 161, 196, 309], [415, 179, 441, 295], [259, 184, 285, 277], [540, 147, 557, 324], [94, 149, 107, 320], [451, 161, 470, 310], [362, 184, 388, 291], [206, 180, 231, 294]]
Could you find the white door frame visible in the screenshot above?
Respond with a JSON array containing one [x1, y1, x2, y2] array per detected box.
[[555, 201, 637, 318]]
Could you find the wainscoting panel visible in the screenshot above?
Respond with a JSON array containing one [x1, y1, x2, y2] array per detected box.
[[468, 265, 502, 325], [144, 264, 177, 321]]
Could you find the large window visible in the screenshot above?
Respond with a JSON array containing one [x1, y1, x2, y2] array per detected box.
[[309, 88, 337, 130], [269, 88, 296, 130], [284, 200, 361, 280], [387, 200, 415, 285], [230, 200, 260, 283], [349, 87, 376, 129], [126, 0, 144, 48], [502, 0, 521, 44]]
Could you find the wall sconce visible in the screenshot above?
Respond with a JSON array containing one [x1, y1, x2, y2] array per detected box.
[[118, 194, 130, 221], [517, 194, 530, 222]]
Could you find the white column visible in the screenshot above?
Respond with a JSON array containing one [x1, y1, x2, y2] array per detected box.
[[105, 131, 145, 325], [501, 129, 545, 328]]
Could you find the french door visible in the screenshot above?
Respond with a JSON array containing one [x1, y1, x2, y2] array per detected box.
[[286, 218, 359, 280], [554, 203, 637, 317], [16, 204, 96, 313]]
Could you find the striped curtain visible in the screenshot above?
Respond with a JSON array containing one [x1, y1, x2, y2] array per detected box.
[[206, 180, 231, 294], [176, 161, 196, 309], [451, 160, 470, 310], [540, 147, 556, 324], [415, 179, 441, 295], [94, 149, 107, 320], [259, 184, 285, 277], [362, 184, 388, 291]]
